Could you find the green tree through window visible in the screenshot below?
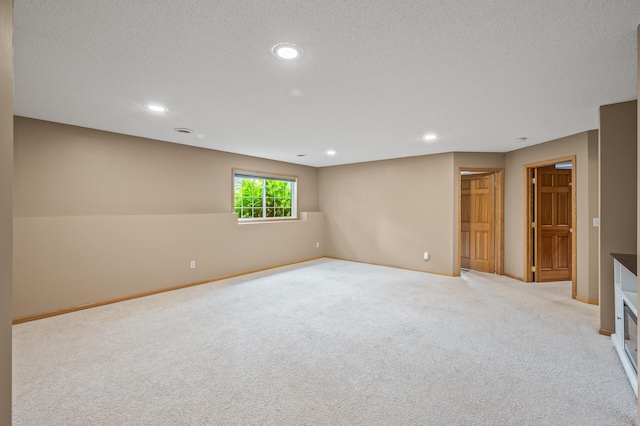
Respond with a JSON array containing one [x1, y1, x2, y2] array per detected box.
[[234, 172, 296, 220]]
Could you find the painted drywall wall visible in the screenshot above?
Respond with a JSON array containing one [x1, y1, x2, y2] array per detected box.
[[636, 23, 640, 425], [504, 131, 598, 301], [11, 118, 608, 321], [599, 100, 637, 334], [320, 148, 595, 282], [13, 118, 325, 318], [318, 153, 456, 275], [13, 213, 324, 318], [588, 130, 599, 305], [14, 118, 319, 216], [452, 152, 505, 274], [0, 0, 11, 422]]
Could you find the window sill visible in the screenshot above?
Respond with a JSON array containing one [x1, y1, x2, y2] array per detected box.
[[237, 217, 299, 225]]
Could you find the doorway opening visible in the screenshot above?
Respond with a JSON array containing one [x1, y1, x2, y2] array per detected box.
[[524, 156, 577, 298], [457, 168, 504, 275]]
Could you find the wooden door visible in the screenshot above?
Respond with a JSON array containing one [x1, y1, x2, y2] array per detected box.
[[535, 167, 572, 282], [461, 173, 495, 273]]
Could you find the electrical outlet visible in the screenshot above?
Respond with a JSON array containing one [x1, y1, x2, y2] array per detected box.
[[593, 218, 599, 227], [190, 260, 196, 269], [424, 252, 429, 260], [316, 242, 320, 248]]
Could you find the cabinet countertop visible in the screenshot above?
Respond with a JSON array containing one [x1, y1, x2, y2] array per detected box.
[[611, 253, 637, 276]]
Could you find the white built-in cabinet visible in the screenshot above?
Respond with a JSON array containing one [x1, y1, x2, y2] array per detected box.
[[612, 253, 638, 397]]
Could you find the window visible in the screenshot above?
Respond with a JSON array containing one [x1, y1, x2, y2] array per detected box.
[[233, 171, 297, 221]]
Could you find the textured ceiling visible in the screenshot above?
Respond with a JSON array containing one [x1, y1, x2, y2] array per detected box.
[[13, 1, 640, 167]]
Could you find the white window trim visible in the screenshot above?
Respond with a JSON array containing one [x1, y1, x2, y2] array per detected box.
[[233, 170, 298, 222]]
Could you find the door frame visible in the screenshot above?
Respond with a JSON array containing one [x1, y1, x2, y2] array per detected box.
[[524, 155, 577, 298], [457, 168, 504, 276]]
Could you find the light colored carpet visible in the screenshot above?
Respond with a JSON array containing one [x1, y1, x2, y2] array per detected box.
[[12, 258, 637, 425]]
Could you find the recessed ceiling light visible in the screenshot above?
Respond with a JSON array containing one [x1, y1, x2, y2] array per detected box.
[[297, 154, 307, 157], [326, 150, 336, 156], [174, 128, 193, 134], [515, 137, 527, 143], [146, 104, 167, 112], [423, 133, 437, 141], [272, 43, 303, 61]]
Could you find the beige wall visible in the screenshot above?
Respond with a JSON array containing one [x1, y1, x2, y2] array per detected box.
[[599, 101, 637, 333], [0, 0, 11, 422], [319, 153, 456, 275], [16, 115, 604, 321], [14, 117, 319, 216], [319, 146, 596, 284], [588, 130, 599, 305], [13, 118, 325, 318], [636, 23, 640, 425], [504, 131, 599, 301]]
